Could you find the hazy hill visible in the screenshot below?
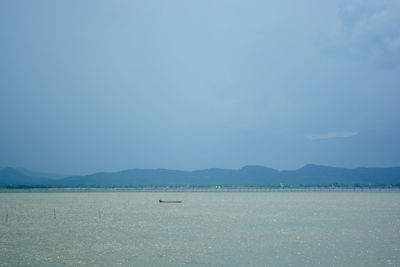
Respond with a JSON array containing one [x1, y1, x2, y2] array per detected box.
[[16, 168, 67, 179], [280, 164, 400, 185], [59, 166, 283, 186], [0, 167, 53, 185], [1, 165, 400, 186]]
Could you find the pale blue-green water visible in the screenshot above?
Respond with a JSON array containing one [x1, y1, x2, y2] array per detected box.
[[1, 192, 399, 266]]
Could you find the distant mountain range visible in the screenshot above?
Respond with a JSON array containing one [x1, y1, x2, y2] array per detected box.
[[1, 164, 400, 187]]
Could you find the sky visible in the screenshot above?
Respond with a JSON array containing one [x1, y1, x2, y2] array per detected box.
[[0, 0, 399, 175]]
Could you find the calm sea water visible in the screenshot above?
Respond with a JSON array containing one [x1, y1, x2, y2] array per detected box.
[[1, 192, 399, 266]]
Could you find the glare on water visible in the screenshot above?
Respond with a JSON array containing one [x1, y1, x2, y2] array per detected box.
[[1, 192, 399, 266]]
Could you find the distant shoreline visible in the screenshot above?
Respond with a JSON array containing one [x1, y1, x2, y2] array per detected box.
[[3, 165, 400, 188], [1, 186, 399, 193]]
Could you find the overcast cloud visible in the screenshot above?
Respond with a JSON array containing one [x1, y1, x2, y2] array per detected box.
[[0, 0, 399, 174]]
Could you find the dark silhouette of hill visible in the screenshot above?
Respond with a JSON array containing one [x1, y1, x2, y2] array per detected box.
[[1, 165, 400, 186]]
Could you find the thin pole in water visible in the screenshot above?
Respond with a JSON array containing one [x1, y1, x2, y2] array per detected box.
[[53, 208, 56, 220], [5, 208, 8, 223], [98, 210, 101, 219]]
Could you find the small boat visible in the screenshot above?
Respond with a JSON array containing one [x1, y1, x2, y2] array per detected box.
[[159, 199, 182, 203]]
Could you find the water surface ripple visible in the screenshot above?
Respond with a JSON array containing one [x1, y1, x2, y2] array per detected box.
[[1, 192, 399, 266]]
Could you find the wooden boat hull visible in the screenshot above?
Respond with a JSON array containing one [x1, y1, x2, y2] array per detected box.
[[159, 200, 182, 203]]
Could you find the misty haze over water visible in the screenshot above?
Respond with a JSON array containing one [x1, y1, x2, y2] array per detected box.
[[1, 1, 400, 266]]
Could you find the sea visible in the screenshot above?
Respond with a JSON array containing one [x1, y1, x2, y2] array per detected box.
[[1, 192, 399, 266]]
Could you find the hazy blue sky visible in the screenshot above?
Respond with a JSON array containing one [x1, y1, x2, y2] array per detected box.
[[1, 0, 399, 174]]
